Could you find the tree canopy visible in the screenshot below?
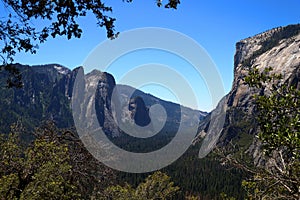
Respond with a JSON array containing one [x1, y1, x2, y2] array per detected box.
[[0, 124, 80, 199], [242, 67, 300, 199], [0, 122, 115, 199], [0, 0, 181, 87], [102, 171, 180, 200]]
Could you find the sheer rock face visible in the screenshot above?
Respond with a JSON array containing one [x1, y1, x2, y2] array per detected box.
[[198, 24, 300, 154], [128, 96, 151, 127], [0, 64, 207, 139], [117, 84, 207, 134], [94, 71, 121, 137], [229, 25, 300, 109]]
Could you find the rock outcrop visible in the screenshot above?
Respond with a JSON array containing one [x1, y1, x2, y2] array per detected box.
[[198, 24, 300, 158], [128, 96, 151, 127], [0, 64, 207, 139]]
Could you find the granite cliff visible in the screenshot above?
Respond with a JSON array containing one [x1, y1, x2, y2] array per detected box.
[[0, 64, 207, 140], [198, 24, 300, 161]]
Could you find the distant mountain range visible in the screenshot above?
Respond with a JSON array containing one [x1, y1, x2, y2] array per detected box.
[[0, 63, 207, 141], [1, 24, 300, 159]]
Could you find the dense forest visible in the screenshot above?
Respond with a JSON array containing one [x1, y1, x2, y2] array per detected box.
[[0, 121, 246, 199]]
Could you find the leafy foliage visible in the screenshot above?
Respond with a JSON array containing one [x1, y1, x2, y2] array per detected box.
[[0, 122, 115, 199], [0, 0, 181, 87], [0, 123, 80, 199], [102, 171, 179, 200], [242, 67, 300, 199], [245, 67, 300, 157]]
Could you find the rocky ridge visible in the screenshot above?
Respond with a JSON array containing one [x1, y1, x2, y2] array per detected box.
[[0, 64, 207, 140], [198, 24, 300, 161]]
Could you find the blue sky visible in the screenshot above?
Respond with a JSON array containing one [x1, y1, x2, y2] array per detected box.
[[7, 0, 300, 111]]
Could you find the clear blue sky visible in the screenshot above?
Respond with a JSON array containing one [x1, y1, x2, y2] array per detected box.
[[8, 0, 300, 111]]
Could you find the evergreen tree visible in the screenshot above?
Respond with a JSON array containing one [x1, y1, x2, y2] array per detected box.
[[102, 171, 180, 200]]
